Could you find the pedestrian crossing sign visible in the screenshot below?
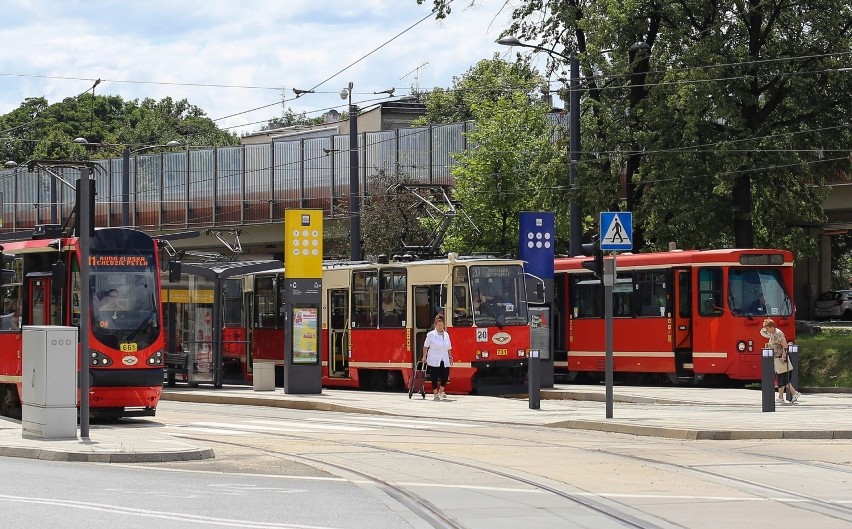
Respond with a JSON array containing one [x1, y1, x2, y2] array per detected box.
[[599, 212, 633, 251]]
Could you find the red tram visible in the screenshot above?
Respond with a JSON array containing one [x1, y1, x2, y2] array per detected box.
[[552, 248, 795, 384], [249, 254, 542, 394], [0, 228, 166, 418]]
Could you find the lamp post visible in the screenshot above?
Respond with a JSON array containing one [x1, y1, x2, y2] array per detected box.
[[341, 82, 361, 261], [498, 36, 582, 257]]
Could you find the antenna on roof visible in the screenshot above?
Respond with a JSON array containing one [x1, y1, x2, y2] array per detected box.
[[400, 61, 429, 93]]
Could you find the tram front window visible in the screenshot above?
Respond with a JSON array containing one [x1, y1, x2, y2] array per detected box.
[[90, 257, 160, 350], [469, 265, 528, 326], [728, 268, 792, 317]]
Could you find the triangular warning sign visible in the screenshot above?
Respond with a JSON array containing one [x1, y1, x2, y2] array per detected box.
[[602, 214, 631, 247]]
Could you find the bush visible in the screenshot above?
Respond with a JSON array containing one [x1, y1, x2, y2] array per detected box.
[[796, 328, 852, 387]]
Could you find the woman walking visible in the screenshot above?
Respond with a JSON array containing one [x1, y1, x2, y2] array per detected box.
[[760, 318, 802, 404], [422, 315, 453, 400]]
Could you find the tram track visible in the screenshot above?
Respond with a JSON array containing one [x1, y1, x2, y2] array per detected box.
[[155, 403, 852, 527], [161, 414, 684, 529]]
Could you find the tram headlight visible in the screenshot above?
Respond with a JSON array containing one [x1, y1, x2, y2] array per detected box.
[[737, 341, 747, 352], [89, 350, 113, 367], [146, 351, 164, 365]]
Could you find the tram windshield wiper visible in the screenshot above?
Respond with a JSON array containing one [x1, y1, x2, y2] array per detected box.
[[123, 309, 157, 344]]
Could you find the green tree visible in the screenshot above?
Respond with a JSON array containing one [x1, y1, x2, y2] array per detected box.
[[262, 106, 325, 131], [420, 1, 852, 259], [360, 167, 435, 258], [413, 53, 544, 125], [0, 94, 238, 163], [414, 56, 566, 256]]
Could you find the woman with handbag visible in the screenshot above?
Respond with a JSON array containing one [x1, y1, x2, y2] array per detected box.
[[760, 318, 802, 404]]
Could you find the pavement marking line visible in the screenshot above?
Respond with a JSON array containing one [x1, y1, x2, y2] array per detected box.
[[300, 417, 481, 428], [167, 426, 249, 436], [0, 493, 341, 529], [393, 485, 840, 504], [168, 421, 374, 434], [243, 420, 373, 431], [107, 464, 349, 482]]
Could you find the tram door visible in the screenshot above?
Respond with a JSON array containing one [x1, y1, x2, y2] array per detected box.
[[673, 268, 693, 376], [26, 273, 61, 326], [328, 289, 350, 378], [412, 284, 444, 366]]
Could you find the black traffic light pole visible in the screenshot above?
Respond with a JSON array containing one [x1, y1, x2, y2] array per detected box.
[[582, 237, 615, 418]]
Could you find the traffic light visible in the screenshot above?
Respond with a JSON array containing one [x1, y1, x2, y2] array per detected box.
[[581, 236, 604, 279]]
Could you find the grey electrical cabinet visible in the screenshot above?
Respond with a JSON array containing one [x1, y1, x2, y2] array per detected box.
[[21, 325, 78, 439]]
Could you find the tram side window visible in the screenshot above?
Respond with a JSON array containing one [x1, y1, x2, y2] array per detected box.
[[1, 258, 22, 331], [572, 278, 602, 318], [275, 275, 286, 327], [379, 268, 406, 328], [352, 270, 378, 328], [452, 266, 473, 327], [254, 277, 275, 329], [613, 274, 633, 317], [223, 278, 242, 327], [635, 271, 667, 317], [698, 268, 723, 316]]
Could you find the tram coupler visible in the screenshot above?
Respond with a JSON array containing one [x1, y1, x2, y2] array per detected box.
[[528, 352, 541, 410], [761, 347, 775, 412]]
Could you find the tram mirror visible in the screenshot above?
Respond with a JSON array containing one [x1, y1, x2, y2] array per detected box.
[[51, 261, 67, 294], [168, 260, 182, 283]]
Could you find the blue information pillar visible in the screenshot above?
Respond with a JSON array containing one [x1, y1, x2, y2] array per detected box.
[[518, 212, 555, 389], [282, 209, 323, 394]]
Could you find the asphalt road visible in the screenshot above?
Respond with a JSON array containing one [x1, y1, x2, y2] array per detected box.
[[6, 399, 839, 529]]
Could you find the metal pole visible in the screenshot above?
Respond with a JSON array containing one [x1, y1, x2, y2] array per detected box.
[[528, 352, 541, 409], [122, 146, 130, 226], [50, 174, 57, 225], [78, 167, 91, 438], [762, 347, 776, 412], [569, 55, 582, 257], [348, 82, 361, 261], [604, 256, 615, 419]]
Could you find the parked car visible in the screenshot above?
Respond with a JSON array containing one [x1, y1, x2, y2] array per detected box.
[[814, 290, 852, 321]]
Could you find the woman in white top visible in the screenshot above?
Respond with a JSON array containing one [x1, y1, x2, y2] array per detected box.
[[760, 318, 801, 404], [422, 314, 452, 400]]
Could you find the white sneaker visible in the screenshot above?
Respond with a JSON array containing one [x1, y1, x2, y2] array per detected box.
[[775, 397, 785, 404], [439, 391, 447, 400], [792, 392, 801, 403], [433, 394, 440, 401]]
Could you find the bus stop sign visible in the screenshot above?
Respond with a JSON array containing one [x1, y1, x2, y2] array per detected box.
[[599, 212, 633, 251]]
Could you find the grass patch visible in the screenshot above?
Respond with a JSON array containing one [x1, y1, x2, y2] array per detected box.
[[796, 328, 852, 387]]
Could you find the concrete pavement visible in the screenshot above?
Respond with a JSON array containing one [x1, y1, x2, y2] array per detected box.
[[1, 384, 850, 463]]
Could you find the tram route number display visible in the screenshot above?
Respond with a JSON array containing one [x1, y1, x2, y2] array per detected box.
[[89, 255, 150, 267]]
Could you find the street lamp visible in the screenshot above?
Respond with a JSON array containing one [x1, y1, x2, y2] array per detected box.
[[498, 36, 583, 257], [74, 138, 180, 226], [341, 82, 361, 261]]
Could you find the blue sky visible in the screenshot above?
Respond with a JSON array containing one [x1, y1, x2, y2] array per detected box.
[[0, 1, 523, 136]]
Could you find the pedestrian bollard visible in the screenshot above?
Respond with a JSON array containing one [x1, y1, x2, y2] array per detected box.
[[786, 344, 799, 402], [528, 351, 540, 410], [761, 347, 775, 412]]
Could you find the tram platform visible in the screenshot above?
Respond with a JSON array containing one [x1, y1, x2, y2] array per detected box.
[[0, 417, 214, 463], [1, 385, 850, 463], [160, 383, 852, 441]]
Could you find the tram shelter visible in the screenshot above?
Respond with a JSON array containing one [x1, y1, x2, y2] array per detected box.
[[164, 260, 283, 388]]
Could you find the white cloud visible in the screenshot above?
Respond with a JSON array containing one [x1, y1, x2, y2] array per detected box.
[[0, 1, 519, 136]]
